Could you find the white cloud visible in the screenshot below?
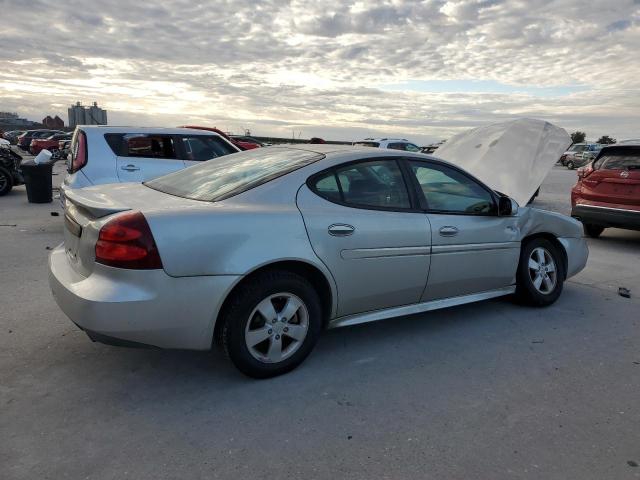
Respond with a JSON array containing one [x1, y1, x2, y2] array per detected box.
[[0, 0, 639, 143]]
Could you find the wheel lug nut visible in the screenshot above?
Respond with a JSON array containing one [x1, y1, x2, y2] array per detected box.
[[283, 327, 288, 332], [281, 318, 287, 323], [272, 319, 277, 324], [268, 329, 273, 335], [275, 335, 280, 340]]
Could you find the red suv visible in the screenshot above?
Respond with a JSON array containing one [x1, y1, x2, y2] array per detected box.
[[571, 143, 640, 237], [179, 126, 261, 150]]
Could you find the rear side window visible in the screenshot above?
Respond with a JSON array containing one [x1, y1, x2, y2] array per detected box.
[[597, 154, 640, 170], [353, 142, 380, 148], [182, 136, 236, 161], [310, 159, 411, 210], [124, 134, 176, 159]]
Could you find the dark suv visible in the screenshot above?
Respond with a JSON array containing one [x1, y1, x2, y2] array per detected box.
[[571, 142, 640, 237]]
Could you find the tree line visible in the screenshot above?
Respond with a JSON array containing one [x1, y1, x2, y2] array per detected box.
[[570, 131, 616, 145]]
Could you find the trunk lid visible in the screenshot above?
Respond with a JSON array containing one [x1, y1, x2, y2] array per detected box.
[[62, 183, 203, 276]]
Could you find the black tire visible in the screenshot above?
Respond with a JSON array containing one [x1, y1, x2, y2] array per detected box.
[[0, 166, 13, 196], [584, 224, 605, 238], [567, 160, 575, 170], [220, 270, 322, 378], [515, 238, 565, 307]]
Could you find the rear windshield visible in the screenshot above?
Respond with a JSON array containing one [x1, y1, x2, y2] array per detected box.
[[594, 147, 640, 170], [145, 147, 324, 201], [354, 142, 380, 148]]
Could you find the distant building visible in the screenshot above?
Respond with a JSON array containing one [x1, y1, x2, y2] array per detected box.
[[68, 102, 107, 128], [0, 111, 37, 128], [42, 115, 64, 130]]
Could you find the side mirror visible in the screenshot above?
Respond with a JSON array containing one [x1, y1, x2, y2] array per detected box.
[[498, 196, 518, 216]]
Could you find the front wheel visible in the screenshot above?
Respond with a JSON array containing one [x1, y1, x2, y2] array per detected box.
[[220, 271, 322, 378], [516, 238, 565, 307], [567, 160, 575, 170]]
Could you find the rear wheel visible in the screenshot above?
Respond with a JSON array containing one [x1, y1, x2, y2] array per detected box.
[[516, 238, 565, 307], [0, 166, 13, 196], [584, 224, 605, 238], [220, 271, 322, 378]]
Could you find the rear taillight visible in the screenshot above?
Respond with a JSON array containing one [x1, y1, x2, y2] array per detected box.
[[577, 164, 593, 179], [70, 130, 87, 173], [95, 211, 163, 269]]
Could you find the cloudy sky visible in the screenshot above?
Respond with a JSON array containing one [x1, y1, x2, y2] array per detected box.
[[1, 0, 638, 143]]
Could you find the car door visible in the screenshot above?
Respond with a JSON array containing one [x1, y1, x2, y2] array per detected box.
[[180, 135, 240, 167], [297, 158, 431, 317], [114, 134, 186, 182], [406, 159, 520, 301]]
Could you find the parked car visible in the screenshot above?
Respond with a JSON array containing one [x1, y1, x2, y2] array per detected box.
[[16, 129, 63, 151], [230, 135, 263, 149], [0, 139, 24, 196], [560, 143, 601, 168], [354, 137, 421, 152], [29, 132, 71, 155], [49, 144, 588, 378], [63, 126, 240, 191], [178, 125, 258, 150], [2, 130, 25, 145], [571, 142, 640, 237]]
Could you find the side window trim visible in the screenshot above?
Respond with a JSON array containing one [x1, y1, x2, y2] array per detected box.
[[307, 157, 419, 212], [407, 158, 499, 216]]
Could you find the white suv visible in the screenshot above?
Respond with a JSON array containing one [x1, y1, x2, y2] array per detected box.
[[64, 126, 240, 189], [353, 137, 421, 152]]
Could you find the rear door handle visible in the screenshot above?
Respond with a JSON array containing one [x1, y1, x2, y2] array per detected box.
[[121, 164, 140, 172], [439, 226, 459, 237], [328, 224, 355, 236]]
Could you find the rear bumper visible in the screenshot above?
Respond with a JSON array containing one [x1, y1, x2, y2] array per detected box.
[[571, 204, 640, 231], [48, 246, 240, 350]]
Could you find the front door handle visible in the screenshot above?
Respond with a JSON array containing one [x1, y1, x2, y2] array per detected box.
[[121, 164, 140, 172], [328, 224, 355, 236], [439, 226, 459, 237]]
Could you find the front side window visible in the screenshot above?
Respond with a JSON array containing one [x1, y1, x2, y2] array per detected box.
[[181, 136, 236, 161], [409, 161, 496, 214], [311, 159, 410, 210], [145, 147, 323, 201]]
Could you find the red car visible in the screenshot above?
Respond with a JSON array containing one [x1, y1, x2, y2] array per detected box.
[[29, 132, 71, 155], [179, 126, 261, 150], [571, 142, 640, 237]]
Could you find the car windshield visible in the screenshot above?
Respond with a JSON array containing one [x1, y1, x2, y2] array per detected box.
[[145, 147, 324, 201]]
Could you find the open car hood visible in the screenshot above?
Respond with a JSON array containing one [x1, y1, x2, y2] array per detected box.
[[433, 118, 570, 205]]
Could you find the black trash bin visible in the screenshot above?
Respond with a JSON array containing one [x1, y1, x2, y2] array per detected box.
[[20, 160, 53, 203]]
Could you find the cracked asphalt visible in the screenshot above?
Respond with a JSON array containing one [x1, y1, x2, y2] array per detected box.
[[1, 163, 639, 479]]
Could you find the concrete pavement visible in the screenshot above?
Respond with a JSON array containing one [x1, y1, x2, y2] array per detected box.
[[1, 165, 639, 479]]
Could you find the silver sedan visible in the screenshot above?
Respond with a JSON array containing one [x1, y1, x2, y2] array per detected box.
[[49, 145, 588, 377]]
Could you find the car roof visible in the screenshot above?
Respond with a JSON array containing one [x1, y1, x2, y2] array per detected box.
[[78, 126, 221, 136], [269, 143, 439, 161], [356, 138, 411, 142]]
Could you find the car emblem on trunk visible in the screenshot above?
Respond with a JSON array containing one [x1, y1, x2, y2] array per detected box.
[[620, 170, 629, 178]]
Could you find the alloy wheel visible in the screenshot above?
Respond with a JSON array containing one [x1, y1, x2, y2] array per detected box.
[[244, 292, 309, 363], [528, 247, 557, 294]]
